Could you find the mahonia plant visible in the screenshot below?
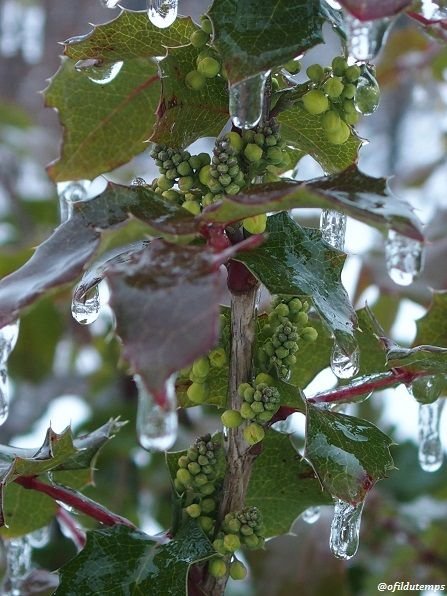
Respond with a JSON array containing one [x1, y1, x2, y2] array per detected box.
[[1, 1, 447, 595]]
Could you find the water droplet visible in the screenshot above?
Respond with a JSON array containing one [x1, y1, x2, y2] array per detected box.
[[75, 59, 124, 85], [101, 0, 121, 7], [135, 374, 178, 451], [418, 399, 445, 472], [320, 209, 346, 251], [385, 230, 424, 286], [131, 177, 147, 186], [301, 506, 321, 524], [3, 535, 32, 595], [344, 12, 392, 62], [147, 0, 178, 28], [330, 336, 359, 380], [0, 320, 20, 426], [354, 67, 381, 115], [28, 526, 50, 549], [71, 285, 101, 325], [229, 72, 269, 129], [410, 375, 444, 405], [56, 181, 89, 223], [329, 498, 364, 560]]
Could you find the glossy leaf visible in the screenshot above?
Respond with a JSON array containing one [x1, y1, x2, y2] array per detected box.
[[55, 521, 214, 596], [305, 404, 395, 504], [414, 290, 447, 348], [386, 344, 447, 375], [208, 0, 325, 84], [246, 431, 332, 537], [45, 57, 160, 182], [150, 45, 229, 148], [202, 166, 423, 240], [64, 13, 197, 62], [338, 0, 412, 21], [234, 212, 357, 347], [176, 366, 229, 408]]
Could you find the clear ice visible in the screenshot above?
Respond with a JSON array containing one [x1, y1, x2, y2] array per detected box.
[[329, 498, 364, 560], [56, 181, 89, 223], [229, 72, 269, 129], [344, 12, 392, 62], [147, 0, 178, 28], [301, 506, 321, 524], [385, 230, 423, 286], [418, 398, 445, 472], [71, 285, 101, 326], [320, 209, 346, 251], [330, 336, 360, 380], [0, 320, 20, 425], [3, 536, 32, 596]]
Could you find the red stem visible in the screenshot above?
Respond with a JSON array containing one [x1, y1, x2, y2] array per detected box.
[[15, 476, 135, 528], [56, 506, 86, 550]]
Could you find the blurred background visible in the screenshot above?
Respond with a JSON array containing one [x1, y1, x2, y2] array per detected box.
[[1, 1, 447, 594]]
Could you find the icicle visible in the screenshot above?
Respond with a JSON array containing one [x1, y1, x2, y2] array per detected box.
[[0, 320, 20, 426], [56, 181, 89, 223], [354, 67, 381, 115], [344, 12, 392, 62], [409, 375, 443, 405], [229, 72, 269, 130], [147, 0, 178, 29], [385, 230, 424, 286], [329, 498, 364, 560], [418, 399, 445, 472], [135, 374, 178, 451], [330, 335, 359, 380], [3, 535, 32, 596], [71, 285, 101, 326], [320, 209, 346, 251], [131, 177, 147, 186], [301, 506, 321, 524]]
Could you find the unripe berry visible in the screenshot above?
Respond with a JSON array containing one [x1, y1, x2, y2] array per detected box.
[[209, 347, 227, 368], [223, 533, 241, 552], [342, 83, 356, 99], [201, 498, 216, 513], [266, 146, 283, 165], [200, 15, 213, 35], [243, 423, 265, 445], [230, 560, 247, 580], [199, 516, 214, 532], [332, 56, 348, 76], [301, 326, 318, 341], [190, 29, 210, 48], [306, 63, 324, 82], [221, 409, 243, 428], [322, 110, 342, 133], [250, 401, 265, 414], [325, 120, 350, 145], [283, 59, 301, 74], [185, 504, 201, 518], [199, 164, 212, 186], [178, 176, 194, 191], [238, 382, 252, 397], [288, 297, 303, 313], [342, 110, 360, 125], [302, 90, 329, 115], [177, 455, 189, 468], [192, 356, 210, 378], [257, 410, 274, 422], [226, 518, 241, 533], [209, 558, 227, 578], [243, 534, 260, 549], [185, 70, 206, 91], [197, 57, 221, 78], [240, 402, 256, 420], [187, 382, 208, 404], [323, 77, 344, 99], [177, 161, 192, 176], [182, 200, 201, 215], [213, 539, 227, 555], [244, 143, 263, 163], [200, 482, 216, 495], [157, 175, 174, 191], [188, 461, 201, 475], [176, 468, 192, 486], [345, 64, 361, 82], [243, 214, 267, 234], [255, 372, 274, 386]]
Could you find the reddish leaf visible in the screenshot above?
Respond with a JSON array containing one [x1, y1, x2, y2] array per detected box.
[[338, 0, 412, 21]]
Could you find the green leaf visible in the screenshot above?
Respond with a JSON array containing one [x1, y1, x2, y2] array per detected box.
[[278, 102, 362, 173], [386, 344, 447, 375], [0, 483, 56, 539], [201, 166, 423, 240], [208, 0, 326, 84], [65, 13, 197, 62], [246, 431, 332, 537], [305, 404, 395, 504], [288, 319, 332, 389], [55, 521, 214, 596], [414, 290, 447, 348], [234, 212, 357, 347], [151, 44, 229, 148], [45, 57, 160, 182], [176, 366, 229, 408]]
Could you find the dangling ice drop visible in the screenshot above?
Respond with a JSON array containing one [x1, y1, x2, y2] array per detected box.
[[3, 535, 32, 596], [0, 320, 20, 426], [330, 499, 364, 560], [71, 285, 101, 326], [385, 230, 424, 286], [56, 181, 89, 223], [147, 0, 178, 29], [131, 177, 147, 186], [229, 72, 269, 129], [135, 374, 178, 451], [418, 399, 445, 472], [330, 336, 359, 380], [320, 209, 346, 251], [301, 506, 321, 524], [344, 12, 392, 62]]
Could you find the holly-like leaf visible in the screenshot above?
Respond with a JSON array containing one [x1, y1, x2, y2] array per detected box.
[[278, 102, 362, 173], [338, 0, 412, 20], [415, 290, 447, 348], [208, 0, 326, 84], [55, 521, 214, 596], [64, 13, 197, 62], [234, 212, 357, 348], [386, 344, 447, 375], [45, 57, 160, 182], [150, 45, 229, 149], [202, 166, 423, 241], [305, 404, 395, 504], [246, 431, 332, 537]]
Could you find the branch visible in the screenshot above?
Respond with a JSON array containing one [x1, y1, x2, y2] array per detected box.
[[15, 476, 135, 528], [56, 506, 86, 550]]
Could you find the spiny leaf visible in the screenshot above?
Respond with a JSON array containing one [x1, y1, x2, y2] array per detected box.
[[415, 290, 447, 348], [45, 57, 160, 181], [55, 521, 214, 596], [201, 166, 423, 241], [208, 0, 326, 84], [246, 431, 332, 537], [305, 404, 395, 504], [150, 44, 229, 149]]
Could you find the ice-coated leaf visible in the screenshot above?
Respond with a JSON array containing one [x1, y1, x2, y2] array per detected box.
[[234, 212, 357, 347], [45, 57, 160, 182], [278, 102, 362, 173], [64, 13, 197, 62], [339, 0, 412, 21], [305, 404, 395, 504], [208, 0, 326, 84], [415, 290, 447, 348], [246, 431, 332, 537], [150, 45, 229, 149], [202, 166, 423, 241], [55, 521, 214, 596], [386, 344, 447, 375]]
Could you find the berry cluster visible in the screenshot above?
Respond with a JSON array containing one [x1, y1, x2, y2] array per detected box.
[[185, 17, 227, 91], [258, 296, 318, 380]]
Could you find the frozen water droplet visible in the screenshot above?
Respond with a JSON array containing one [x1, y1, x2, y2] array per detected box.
[[4, 535, 32, 595], [57, 181, 89, 223], [301, 506, 321, 524], [147, 0, 178, 28], [101, 0, 121, 7], [354, 67, 381, 115], [418, 399, 445, 472], [320, 209, 346, 251], [229, 72, 269, 129], [28, 526, 50, 549], [330, 336, 359, 380], [385, 230, 424, 286], [419, 0, 447, 19], [131, 177, 147, 186], [75, 59, 123, 84], [71, 285, 101, 325], [135, 374, 178, 451], [0, 320, 20, 426], [409, 375, 444, 405], [344, 12, 392, 62], [330, 499, 364, 560]]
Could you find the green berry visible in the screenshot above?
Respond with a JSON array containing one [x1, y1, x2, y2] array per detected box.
[[250, 401, 265, 414], [178, 176, 194, 191], [325, 120, 350, 145], [213, 539, 227, 555], [157, 175, 174, 191], [323, 77, 344, 99], [230, 560, 247, 580], [192, 357, 210, 378], [302, 90, 329, 115], [255, 373, 274, 386], [190, 29, 210, 48], [221, 409, 243, 428], [322, 110, 342, 133], [185, 69, 206, 91], [244, 143, 263, 163], [306, 63, 324, 82], [199, 516, 214, 532], [199, 164, 212, 186], [188, 461, 201, 475], [209, 347, 227, 368], [257, 410, 274, 422], [226, 518, 241, 533], [266, 146, 283, 165], [187, 382, 208, 403], [345, 64, 361, 82], [283, 59, 301, 74], [226, 131, 243, 153], [182, 200, 201, 215], [176, 468, 192, 486], [243, 423, 265, 445], [342, 110, 360, 125], [275, 346, 289, 359], [185, 504, 201, 518], [197, 56, 221, 78], [243, 534, 260, 549], [301, 326, 318, 341], [288, 297, 303, 313], [209, 558, 227, 578], [201, 498, 216, 513], [177, 455, 189, 468], [223, 533, 241, 552], [240, 402, 256, 420], [174, 479, 184, 493], [342, 83, 356, 99], [238, 382, 252, 397], [200, 482, 216, 496], [242, 214, 267, 234], [177, 161, 192, 176], [200, 15, 213, 34], [332, 56, 348, 76]]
